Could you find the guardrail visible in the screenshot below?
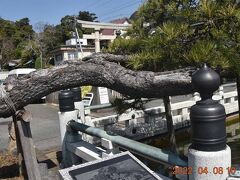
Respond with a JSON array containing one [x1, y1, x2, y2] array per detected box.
[[12, 110, 42, 180], [85, 103, 112, 110], [68, 120, 188, 167]]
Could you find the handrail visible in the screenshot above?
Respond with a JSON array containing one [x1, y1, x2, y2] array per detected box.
[[68, 121, 188, 167], [85, 103, 112, 110], [85, 83, 237, 112]]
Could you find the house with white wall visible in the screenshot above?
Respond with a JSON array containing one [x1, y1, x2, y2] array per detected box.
[[51, 41, 95, 65], [0, 71, 9, 84]]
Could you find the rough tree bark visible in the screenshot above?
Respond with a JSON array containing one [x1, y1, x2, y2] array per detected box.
[[163, 96, 178, 154], [0, 53, 195, 118], [83, 53, 129, 63]]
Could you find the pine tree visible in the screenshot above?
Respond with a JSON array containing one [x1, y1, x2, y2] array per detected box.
[[108, 0, 240, 152], [109, 0, 240, 109], [110, 0, 240, 72]]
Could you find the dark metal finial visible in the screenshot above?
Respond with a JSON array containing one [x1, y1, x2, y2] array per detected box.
[[190, 64, 226, 151], [192, 64, 220, 99], [71, 87, 82, 102]]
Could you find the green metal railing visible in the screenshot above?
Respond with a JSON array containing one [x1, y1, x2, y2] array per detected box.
[[68, 120, 188, 167], [85, 103, 112, 110]]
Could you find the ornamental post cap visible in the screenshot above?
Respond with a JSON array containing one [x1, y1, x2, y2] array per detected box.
[[71, 87, 82, 102], [58, 90, 75, 112], [192, 63, 220, 98]]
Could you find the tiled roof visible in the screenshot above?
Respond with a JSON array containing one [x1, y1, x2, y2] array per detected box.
[[110, 17, 130, 24], [101, 17, 130, 35]]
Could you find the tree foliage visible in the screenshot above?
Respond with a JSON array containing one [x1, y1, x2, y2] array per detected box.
[[0, 17, 34, 68], [54, 11, 98, 44], [34, 11, 98, 67], [0, 11, 97, 69], [109, 0, 240, 74]]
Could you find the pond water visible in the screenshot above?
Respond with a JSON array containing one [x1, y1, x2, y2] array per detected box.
[[141, 117, 240, 178]]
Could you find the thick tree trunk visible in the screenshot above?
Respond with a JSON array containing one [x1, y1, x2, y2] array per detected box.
[[163, 96, 178, 154], [0, 53, 195, 118]]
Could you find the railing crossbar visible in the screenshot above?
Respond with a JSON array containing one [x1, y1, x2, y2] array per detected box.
[[68, 121, 187, 167]]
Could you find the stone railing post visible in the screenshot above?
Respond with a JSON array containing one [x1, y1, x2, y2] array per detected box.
[[219, 85, 224, 104], [58, 90, 78, 144], [58, 90, 81, 167], [71, 87, 85, 123], [188, 64, 231, 180], [101, 138, 120, 158]]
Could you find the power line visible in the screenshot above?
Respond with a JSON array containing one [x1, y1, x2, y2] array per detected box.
[[98, 0, 142, 18], [101, 13, 131, 22], [80, 0, 104, 10], [87, 0, 113, 10], [99, 0, 141, 17]]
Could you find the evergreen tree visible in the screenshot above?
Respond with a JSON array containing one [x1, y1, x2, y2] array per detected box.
[[56, 11, 98, 43], [0, 11, 98, 69], [109, 0, 240, 73], [110, 0, 240, 111], [108, 0, 240, 152], [0, 17, 35, 68]]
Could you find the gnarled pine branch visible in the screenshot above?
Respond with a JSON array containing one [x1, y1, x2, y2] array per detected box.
[[0, 54, 195, 118], [83, 53, 129, 63]]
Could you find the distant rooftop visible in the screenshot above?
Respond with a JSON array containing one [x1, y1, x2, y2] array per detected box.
[[110, 17, 130, 24], [101, 17, 130, 36]]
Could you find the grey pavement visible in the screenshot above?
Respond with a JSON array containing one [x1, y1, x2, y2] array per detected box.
[[0, 119, 11, 152], [0, 103, 60, 152], [26, 104, 60, 151]]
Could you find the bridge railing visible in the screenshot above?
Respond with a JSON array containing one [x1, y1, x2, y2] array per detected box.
[[58, 69, 238, 179], [82, 83, 238, 138], [65, 120, 188, 167]]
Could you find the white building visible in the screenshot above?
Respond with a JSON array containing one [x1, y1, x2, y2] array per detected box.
[[52, 17, 131, 65], [65, 38, 88, 46], [0, 71, 9, 84], [49, 18, 131, 105], [78, 18, 131, 52], [52, 43, 95, 66]]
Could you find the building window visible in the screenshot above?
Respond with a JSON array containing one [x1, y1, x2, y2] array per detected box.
[[172, 109, 182, 116], [224, 98, 231, 104], [68, 52, 78, 60], [55, 54, 63, 65]]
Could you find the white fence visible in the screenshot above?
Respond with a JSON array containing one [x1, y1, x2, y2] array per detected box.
[[83, 83, 238, 139]]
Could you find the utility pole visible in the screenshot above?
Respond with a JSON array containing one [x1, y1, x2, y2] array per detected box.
[[74, 16, 83, 60], [40, 51, 43, 69], [0, 54, 2, 69]]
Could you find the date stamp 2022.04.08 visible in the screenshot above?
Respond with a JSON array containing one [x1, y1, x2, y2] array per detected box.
[[169, 166, 237, 175]]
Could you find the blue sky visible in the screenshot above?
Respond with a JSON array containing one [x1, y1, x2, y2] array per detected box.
[[0, 0, 143, 27]]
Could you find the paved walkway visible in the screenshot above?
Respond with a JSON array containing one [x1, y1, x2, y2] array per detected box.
[[0, 103, 60, 152], [0, 103, 61, 179]]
